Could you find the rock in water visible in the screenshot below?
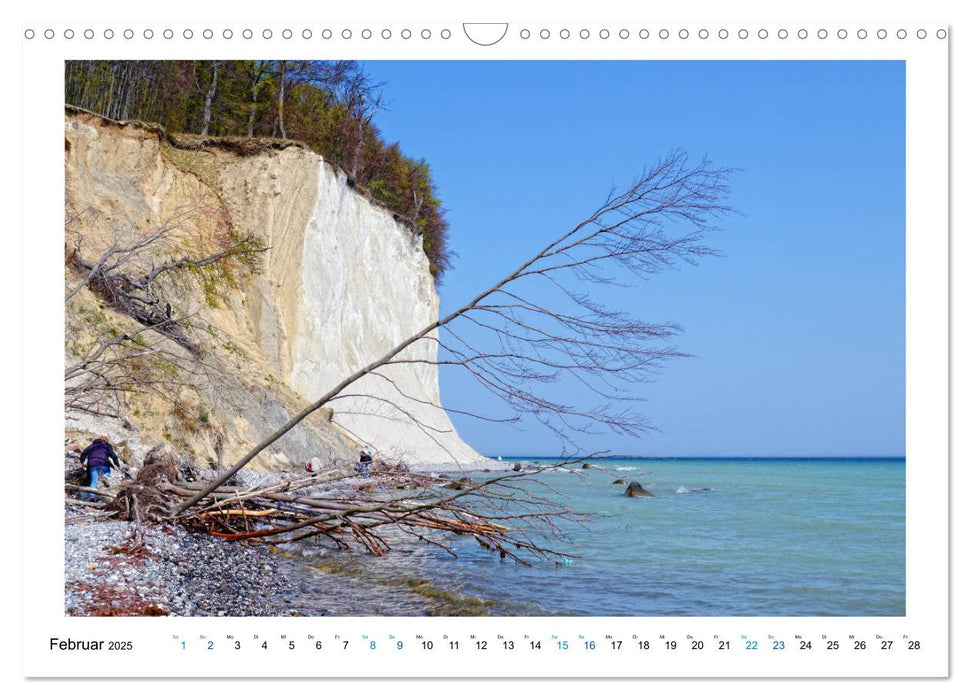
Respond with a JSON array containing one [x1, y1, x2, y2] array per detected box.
[[624, 481, 654, 498], [612, 479, 626, 485]]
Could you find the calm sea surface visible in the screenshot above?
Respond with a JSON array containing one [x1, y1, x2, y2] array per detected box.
[[280, 458, 905, 616]]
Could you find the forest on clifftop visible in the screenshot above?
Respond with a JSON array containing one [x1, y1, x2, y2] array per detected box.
[[65, 59, 452, 281]]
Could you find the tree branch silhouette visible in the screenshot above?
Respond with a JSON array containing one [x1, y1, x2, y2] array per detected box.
[[174, 150, 734, 515]]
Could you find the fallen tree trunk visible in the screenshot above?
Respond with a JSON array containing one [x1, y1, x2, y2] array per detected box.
[[70, 446, 586, 565], [167, 467, 581, 564]]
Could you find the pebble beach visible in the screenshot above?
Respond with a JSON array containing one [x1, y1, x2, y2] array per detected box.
[[63, 460, 513, 617], [65, 511, 295, 616]]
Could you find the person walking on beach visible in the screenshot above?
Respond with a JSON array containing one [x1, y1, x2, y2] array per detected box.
[[79, 435, 120, 501], [357, 450, 373, 477]]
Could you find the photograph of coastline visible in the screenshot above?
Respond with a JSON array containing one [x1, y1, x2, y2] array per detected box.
[[63, 59, 904, 618]]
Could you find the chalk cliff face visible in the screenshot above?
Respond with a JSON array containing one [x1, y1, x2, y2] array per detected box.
[[64, 108, 481, 468], [290, 163, 481, 464]]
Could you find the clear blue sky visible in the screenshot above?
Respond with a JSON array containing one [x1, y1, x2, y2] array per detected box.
[[362, 60, 905, 458]]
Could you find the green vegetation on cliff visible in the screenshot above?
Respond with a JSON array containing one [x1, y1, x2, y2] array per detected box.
[[65, 60, 452, 281]]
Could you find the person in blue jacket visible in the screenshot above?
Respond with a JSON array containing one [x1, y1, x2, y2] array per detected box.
[[356, 450, 373, 477], [79, 436, 120, 501]]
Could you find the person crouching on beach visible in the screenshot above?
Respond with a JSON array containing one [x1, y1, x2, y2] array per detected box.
[[79, 435, 120, 501], [306, 456, 322, 476]]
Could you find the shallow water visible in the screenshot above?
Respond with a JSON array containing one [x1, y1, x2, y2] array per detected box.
[[276, 458, 905, 617]]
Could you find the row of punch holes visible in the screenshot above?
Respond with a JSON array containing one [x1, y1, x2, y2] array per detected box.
[[24, 25, 948, 42]]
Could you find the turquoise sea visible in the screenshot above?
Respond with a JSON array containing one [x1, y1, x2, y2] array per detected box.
[[283, 458, 905, 617]]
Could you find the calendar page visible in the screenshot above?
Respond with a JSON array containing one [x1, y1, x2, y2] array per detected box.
[[19, 2, 952, 684]]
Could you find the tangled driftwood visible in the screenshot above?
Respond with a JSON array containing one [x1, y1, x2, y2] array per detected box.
[[68, 447, 584, 565], [108, 445, 182, 523]]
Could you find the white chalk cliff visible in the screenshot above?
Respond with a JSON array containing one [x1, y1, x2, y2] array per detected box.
[[64, 108, 482, 468], [290, 161, 480, 464]]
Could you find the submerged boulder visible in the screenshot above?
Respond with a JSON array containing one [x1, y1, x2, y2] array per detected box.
[[624, 481, 654, 498]]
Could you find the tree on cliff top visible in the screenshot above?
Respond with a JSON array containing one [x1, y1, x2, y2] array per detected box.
[[176, 150, 735, 514], [64, 60, 453, 282]]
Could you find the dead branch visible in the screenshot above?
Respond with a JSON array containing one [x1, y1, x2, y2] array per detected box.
[[65, 204, 268, 419], [82, 445, 586, 564], [177, 150, 734, 514], [166, 463, 586, 563]]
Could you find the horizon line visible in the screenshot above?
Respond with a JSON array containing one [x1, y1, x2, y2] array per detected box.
[[490, 455, 907, 461]]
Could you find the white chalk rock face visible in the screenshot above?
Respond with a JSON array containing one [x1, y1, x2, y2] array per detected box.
[[289, 159, 482, 466], [63, 108, 481, 468]]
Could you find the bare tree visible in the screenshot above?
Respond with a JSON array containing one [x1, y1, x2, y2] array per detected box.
[[66, 206, 265, 355], [175, 150, 734, 515], [65, 208, 192, 305], [65, 205, 267, 418], [273, 60, 358, 141], [64, 322, 201, 420], [275, 60, 288, 139], [200, 61, 219, 136], [339, 68, 385, 184], [245, 60, 272, 137], [139, 461, 584, 563]]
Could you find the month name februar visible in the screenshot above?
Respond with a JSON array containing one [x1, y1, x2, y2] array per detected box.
[[50, 638, 104, 651]]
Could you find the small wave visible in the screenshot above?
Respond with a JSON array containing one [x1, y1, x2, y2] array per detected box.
[[615, 467, 637, 472], [674, 486, 714, 495]]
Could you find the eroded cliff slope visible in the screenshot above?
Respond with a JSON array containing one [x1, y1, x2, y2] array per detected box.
[[64, 107, 481, 469]]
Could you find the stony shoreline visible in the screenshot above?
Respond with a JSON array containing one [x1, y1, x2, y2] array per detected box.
[[64, 509, 298, 616], [63, 459, 532, 617], [64, 504, 521, 617]]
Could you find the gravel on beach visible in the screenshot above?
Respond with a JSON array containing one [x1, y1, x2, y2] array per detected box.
[[64, 508, 296, 616], [64, 506, 493, 617], [62, 458, 528, 617]]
